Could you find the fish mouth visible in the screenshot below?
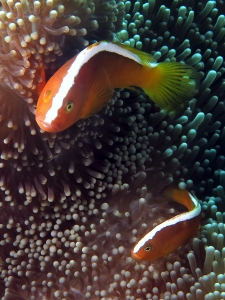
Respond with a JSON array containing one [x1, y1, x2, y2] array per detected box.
[[130, 251, 140, 261], [36, 114, 62, 132]]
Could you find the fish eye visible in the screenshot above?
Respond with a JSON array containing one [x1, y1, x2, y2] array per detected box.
[[144, 244, 152, 252], [43, 90, 52, 102], [66, 100, 74, 113]]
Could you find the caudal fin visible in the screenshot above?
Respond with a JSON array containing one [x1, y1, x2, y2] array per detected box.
[[144, 62, 200, 112]]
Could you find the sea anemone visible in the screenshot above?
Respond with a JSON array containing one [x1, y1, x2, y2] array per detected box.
[[0, 0, 124, 97], [0, 0, 225, 299]]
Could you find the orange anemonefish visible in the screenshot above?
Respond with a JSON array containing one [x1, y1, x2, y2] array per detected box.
[[131, 188, 201, 261], [36, 63, 46, 95], [35, 41, 199, 132]]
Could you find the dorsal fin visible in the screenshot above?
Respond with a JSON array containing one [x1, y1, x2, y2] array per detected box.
[[114, 42, 157, 67], [163, 188, 198, 211]]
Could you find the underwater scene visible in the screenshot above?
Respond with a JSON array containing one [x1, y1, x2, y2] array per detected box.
[[0, 0, 225, 299]]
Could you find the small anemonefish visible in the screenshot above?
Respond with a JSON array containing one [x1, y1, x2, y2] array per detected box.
[[131, 188, 201, 261], [35, 41, 199, 132]]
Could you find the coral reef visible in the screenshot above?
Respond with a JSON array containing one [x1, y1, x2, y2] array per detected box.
[[0, 0, 225, 299]]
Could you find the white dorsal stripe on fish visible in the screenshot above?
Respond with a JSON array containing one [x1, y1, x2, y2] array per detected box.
[[44, 41, 142, 125], [133, 192, 201, 254]]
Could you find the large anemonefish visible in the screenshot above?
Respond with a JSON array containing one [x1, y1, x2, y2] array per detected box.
[[131, 188, 201, 261], [36, 41, 199, 132]]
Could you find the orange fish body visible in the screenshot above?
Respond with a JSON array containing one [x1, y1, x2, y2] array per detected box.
[[36, 41, 199, 132], [131, 188, 201, 261], [36, 63, 46, 95]]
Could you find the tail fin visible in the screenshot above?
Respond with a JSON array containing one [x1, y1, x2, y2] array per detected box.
[[144, 62, 200, 112]]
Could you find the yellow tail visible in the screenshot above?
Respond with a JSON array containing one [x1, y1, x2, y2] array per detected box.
[[144, 62, 200, 112]]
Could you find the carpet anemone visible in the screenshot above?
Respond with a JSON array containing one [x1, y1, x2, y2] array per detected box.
[[0, 0, 225, 299]]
